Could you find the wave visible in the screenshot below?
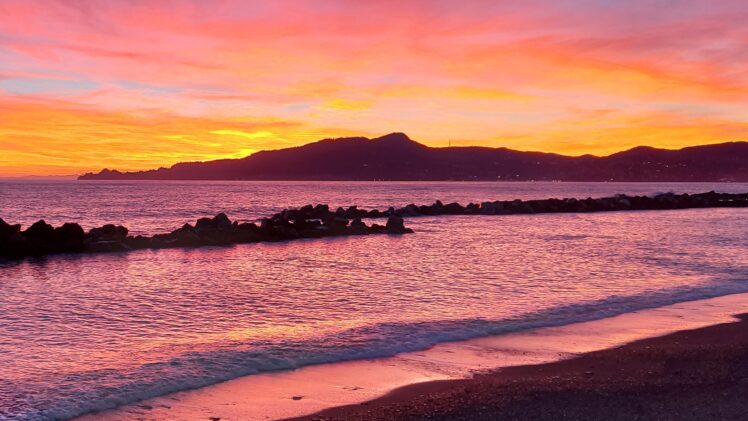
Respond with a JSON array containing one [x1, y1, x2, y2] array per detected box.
[[15, 279, 748, 421]]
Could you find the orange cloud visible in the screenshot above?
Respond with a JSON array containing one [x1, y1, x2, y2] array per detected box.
[[0, 98, 363, 175], [0, 1, 747, 175]]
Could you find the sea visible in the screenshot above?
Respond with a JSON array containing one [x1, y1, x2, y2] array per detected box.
[[1, 181, 747, 421]]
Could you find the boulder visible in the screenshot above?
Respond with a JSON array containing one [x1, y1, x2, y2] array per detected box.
[[88, 240, 130, 253], [312, 204, 330, 219], [233, 222, 261, 243], [195, 217, 214, 231], [180, 230, 207, 247], [368, 223, 387, 234], [0, 218, 21, 242], [386, 215, 412, 234], [443, 202, 464, 215], [3, 233, 32, 256], [23, 220, 56, 253], [348, 218, 368, 235], [88, 224, 128, 241], [346, 206, 367, 219], [465, 203, 480, 214], [398, 204, 419, 217], [23, 220, 55, 241], [480, 202, 496, 215], [124, 235, 151, 249], [212, 213, 232, 229], [53, 223, 85, 251], [322, 216, 349, 235]]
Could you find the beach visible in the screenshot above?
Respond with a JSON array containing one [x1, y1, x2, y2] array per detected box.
[[78, 293, 748, 421], [304, 313, 748, 420], [5, 2, 748, 419]]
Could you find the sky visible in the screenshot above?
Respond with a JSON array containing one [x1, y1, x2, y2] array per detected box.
[[1, 0, 747, 176]]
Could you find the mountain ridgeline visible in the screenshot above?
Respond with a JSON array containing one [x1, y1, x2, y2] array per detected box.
[[79, 133, 748, 181]]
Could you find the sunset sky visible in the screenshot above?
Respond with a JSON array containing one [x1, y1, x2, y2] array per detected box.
[[1, 0, 747, 176]]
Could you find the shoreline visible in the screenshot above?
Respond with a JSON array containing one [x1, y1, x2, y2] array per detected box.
[[77, 292, 748, 421], [302, 314, 748, 421]]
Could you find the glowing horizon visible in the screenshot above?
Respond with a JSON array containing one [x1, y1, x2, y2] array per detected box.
[[1, 0, 747, 176]]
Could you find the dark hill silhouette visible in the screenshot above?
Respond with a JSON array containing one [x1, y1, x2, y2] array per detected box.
[[78, 133, 748, 181]]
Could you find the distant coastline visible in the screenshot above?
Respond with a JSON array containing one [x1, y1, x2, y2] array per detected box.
[[78, 133, 748, 182]]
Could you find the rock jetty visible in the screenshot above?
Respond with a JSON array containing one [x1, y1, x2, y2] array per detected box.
[[0, 212, 412, 259], [270, 191, 748, 220], [1, 191, 746, 260]]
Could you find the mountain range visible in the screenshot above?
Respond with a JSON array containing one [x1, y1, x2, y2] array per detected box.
[[78, 133, 748, 182]]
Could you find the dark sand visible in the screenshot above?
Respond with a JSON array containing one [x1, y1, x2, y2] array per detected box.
[[299, 313, 748, 421]]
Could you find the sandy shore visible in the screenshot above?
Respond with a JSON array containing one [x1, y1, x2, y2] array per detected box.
[[78, 293, 748, 421], [301, 313, 748, 420]]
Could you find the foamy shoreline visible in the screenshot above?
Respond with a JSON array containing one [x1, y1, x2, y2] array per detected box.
[[76, 292, 748, 421]]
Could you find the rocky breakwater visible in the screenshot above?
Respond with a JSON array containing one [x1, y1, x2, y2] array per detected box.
[[0, 210, 413, 260], [271, 191, 748, 221], [3, 191, 745, 260]]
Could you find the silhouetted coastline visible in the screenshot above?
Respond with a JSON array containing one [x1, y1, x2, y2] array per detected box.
[[78, 133, 748, 182]]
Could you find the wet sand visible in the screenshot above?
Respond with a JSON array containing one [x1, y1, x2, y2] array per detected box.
[[302, 313, 748, 421], [78, 293, 748, 421]]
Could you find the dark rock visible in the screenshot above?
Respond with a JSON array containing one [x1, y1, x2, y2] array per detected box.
[[233, 222, 261, 243], [0, 218, 21, 242], [348, 218, 368, 235], [479, 202, 496, 215], [3, 233, 32, 256], [53, 223, 85, 251], [125, 235, 151, 249], [312, 204, 329, 218], [88, 224, 128, 241], [195, 217, 214, 231], [23, 220, 56, 253], [212, 213, 232, 229], [322, 216, 349, 235], [368, 223, 386, 233], [24, 220, 55, 241], [173, 230, 204, 247], [417, 205, 433, 215], [443, 202, 464, 215], [88, 240, 130, 253], [386, 215, 409, 234], [465, 203, 480, 214], [399, 204, 419, 217]]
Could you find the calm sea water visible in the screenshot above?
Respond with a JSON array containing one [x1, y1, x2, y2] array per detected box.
[[1, 181, 748, 420]]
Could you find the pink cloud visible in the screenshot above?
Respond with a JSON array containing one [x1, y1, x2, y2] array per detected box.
[[0, 0, 747, 174]]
